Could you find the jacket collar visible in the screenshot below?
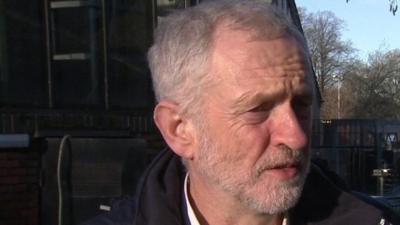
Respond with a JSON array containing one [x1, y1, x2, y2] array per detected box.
[[133, 150, 188, 225], [133, 149, 387, 225]]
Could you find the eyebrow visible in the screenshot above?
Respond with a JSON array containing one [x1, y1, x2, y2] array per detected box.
[[232, 83, 313, 114], [232, 90, 286, 114]]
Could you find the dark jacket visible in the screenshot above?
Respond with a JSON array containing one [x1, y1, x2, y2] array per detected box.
[[83, 149, 399, 225]]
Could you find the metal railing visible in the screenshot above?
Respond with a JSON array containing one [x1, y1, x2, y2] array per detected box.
[[373, 195, 400, 215]]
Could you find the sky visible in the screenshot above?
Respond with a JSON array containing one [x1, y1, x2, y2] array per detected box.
[[295, 0, 400, 61]]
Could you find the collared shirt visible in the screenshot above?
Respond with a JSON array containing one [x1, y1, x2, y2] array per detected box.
[[184, 174, 289, 225]]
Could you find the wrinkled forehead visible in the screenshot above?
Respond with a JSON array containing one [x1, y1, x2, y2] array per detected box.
[[211, 28, 312, 84]]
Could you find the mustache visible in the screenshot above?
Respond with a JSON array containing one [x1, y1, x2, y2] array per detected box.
[[255, 145, 307, 175]]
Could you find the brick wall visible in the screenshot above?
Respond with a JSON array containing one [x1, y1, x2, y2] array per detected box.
[[0, 147, 40, 225]]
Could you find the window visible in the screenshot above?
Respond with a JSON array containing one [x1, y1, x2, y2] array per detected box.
[[0, 0, 156, 110], [0, 1, 47, 107]]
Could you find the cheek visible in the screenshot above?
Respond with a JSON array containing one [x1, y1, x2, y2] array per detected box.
[[231, 123, 271, 161], [204, 110, 272, 163]]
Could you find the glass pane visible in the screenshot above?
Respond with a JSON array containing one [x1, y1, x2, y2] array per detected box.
[[52, 7, 94, 53], [51, 4, 104, 108], [107, 0, 154, 109], [53, 60, 103, 107], [157, 0, 187, 16], [0, 0, 47, 107]]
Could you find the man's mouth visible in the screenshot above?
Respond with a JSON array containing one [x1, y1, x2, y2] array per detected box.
[[259, 161, 302, 180], [272, 162, 299, 169]]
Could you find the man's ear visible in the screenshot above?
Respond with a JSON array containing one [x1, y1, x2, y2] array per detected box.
[[153, 101, 195, 160]]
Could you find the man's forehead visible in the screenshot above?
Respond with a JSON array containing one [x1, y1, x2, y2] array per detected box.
[[211, 30, 311, 81]]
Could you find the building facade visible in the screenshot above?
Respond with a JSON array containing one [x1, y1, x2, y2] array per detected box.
[[0, 1, 320, 225]]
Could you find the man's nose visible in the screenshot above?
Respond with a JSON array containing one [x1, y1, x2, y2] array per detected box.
[[269, 103, 310, 151]]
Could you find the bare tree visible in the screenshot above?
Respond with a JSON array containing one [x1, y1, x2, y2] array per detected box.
[[300, 9, 354, 95], [299, 9, 355, 119], [346, 0, 398, 15], [318, 59, 360, 119], [345, 49, 400, 119]]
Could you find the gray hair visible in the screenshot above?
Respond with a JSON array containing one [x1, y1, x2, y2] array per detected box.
[[147, 0, 307, 115]]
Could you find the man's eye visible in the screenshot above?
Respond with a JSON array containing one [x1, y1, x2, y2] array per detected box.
[[293, 100, 312, 119], [293, 96, 313, 108], [296, 100, 312, 108], [249, 104, 272, 112], [243, 105, 271, 123], [249, 106, 265, 112]]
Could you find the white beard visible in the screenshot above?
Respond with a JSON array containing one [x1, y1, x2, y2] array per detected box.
[[194, 124, 310, 214]]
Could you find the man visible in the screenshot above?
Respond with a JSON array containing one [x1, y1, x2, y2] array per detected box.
[[84, 0, 398, 224]]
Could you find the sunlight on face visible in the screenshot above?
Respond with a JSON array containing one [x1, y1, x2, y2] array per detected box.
[[196, 124, 310, 214], [191, 31, 313, 214]]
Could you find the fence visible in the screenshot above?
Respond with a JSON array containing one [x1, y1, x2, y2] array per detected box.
[[312, 119, 400, 195]]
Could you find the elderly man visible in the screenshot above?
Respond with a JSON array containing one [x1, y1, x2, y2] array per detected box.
[[84, 1, 397, 225]]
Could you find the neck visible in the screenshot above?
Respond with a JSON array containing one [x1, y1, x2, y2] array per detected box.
[[187, 172, 283, 225]]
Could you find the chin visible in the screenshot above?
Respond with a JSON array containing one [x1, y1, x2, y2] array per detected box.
[[238, 169, 308, 214], [242, 179, 305, 214]]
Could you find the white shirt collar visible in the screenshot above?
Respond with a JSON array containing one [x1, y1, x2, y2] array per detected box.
[[184, 174, 201, 225], [184, 174, 289, 225]]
